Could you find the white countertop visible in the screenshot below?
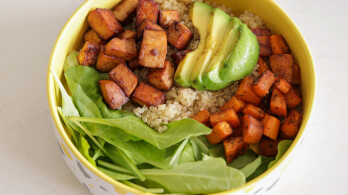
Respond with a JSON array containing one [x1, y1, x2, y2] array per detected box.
[[0, 0, 347, 194]]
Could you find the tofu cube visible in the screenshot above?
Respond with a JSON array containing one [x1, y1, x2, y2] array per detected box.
[[159, 10, 180, 28], [136, 0, 159, 26], [128, 59, 141, 70], [147, 60, 175, 90], [109, 63, 138, 97], [87, 8, 123, 40], [171, 49, 191, 66], [118, 30, 137, 40], [137, 19, 163, 39], [132, 82, 166, 107], [270, 54, 294, 83], [251, 28, 272, 56], [113, 0, 139, 24], [105, 38, 137, 61], [84, 29, 105, 45], [77, 41, 100, 66], [138, 30, 167, 68], [96, 46, 125, 72], [167, 22, 193, 50], [99, 80, 129, 109]]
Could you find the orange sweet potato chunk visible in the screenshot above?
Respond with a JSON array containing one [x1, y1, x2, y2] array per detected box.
[[257, 57, 270, 76], [99, 80, 129, 109], [285, 87, 302, 109], [220, 96, 246, 112], [242, 104, 265, 120], [210, 109, 240, 128], [259, 139, 282, 157], [270, 88, 287, 117], [223, 137, 248, 163], [280, 110, 302, 139], [262, 113, 280, 140], [191, 109, 210, 124], [236, 76, 262, 105], [251, 28, 272, 56], [270, 54, 294, 83], [270, 34, 290, 55], [275, 78, 291, 94], [207, 122, 233, 145], [242, 115, 263, 144], [253, 70, 276, 98], [292, 64, 301, 84]]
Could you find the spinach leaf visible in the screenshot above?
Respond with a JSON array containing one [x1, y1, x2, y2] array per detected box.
[[57, 107, 79, 145], [268, 140, 293, 169], [246, 156, 274, 181], [229, 150, 258, 169], [98, 167, 135, 181], [178, 142, 195, 164], [190, 137, 210, 161], [168, 138, 189, 167], [122, 181, 164, 194], [63, 51, 80, 72], [78, 135, 96, 166], [240, 156, 261, 178]]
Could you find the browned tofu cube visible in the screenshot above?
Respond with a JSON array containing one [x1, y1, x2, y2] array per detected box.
[[139, 30, 167, 68], [109, 63, 138, 97], [87, 8, 123, 40], [77, 41, 100, 66], [167, 22, 193, 50], [171, 50, 191, 66], [147, 60, 174, 90], [132, 82, 166, 106], [105, 38, 137, 61], [99, 80, 129, 109], [84, 29, 105, 45], [96, 46, 125, 72], [128, 59, 141, 70], [136, 0, 159, 26], [118, 30, 137, 40], [251, 28, 272, 56], [137, 19, 164, 39], [159, 10, 180, 28], [270, 54, 294, 83], [113, 0, 139, 25]]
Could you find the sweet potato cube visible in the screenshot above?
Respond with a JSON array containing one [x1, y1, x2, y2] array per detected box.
[[99, 80, 129, 109], [136, 0, 159, 26], [253, 70, 276, 98], [259, 139, 282, 157], [270, 54, 294, 83], [286, 87, 302, 109], [280, 110, 302, 139], [270, 34, 290, 55], [235, 76, 262, 105], [292, 64, 301, 84], [87, 8, 123, 40], [132, 82, 166, 107], [137, 19, 164, 39], [138, 30, 167, 68], [243, 104, 265, 120], [172, 50, 191, 66], [105, 38, 137, 61], [275, 78, 291, 94], [84, 29, 105, 45], [257, 57, 270, 76], [159, 10, 180, 28], [242, 115, 263, 144], [96, 46, 126, 72], [251, 28, 272, 56], [210, 109, 240, 128], [262, 113, 280, 140], [191, 109, 210, 124], [207, 122, 233, 145], [221, 96, 246, 112], [77, 41, 100, 66], [147, 60, 175, 90], [113, 0, 138, 24], [223, 137, 248, 163], [167, 22, 193, 50], [270, 88, 287, 117], [118, 30, 137, 40], [109, 63, 138, 97]]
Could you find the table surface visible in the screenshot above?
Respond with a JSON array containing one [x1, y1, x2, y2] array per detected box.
[[0, 0, 347, 194]]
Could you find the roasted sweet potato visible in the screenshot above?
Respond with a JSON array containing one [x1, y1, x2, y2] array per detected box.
[[137, 19, 164, 39], [242, 104, 265, 120], [191, 109, 210, 124], [109, 63, 138, 97], [242, 115, 263, 144], [167, 22, 193, 50], [259, 139, 282, 157], [99, 80, 129, 109], [84, 29, 105, 45], [270, 54, 294, 83], [253, 70, 276, 98], [210, 109, 240, 128], [87, 9, 123, 40], [138, 30, 167, 68], [292, 64, 301, 84], [280, 110, 302, 139], [172, 50, 191, 66], [96, 46, 126, 72], [128, 59, 140, 70], [275, 78, 291, 94], [136, 0, 159, 26], [235, 76, 262, 105], [118, 30, 137, 40], [77, 41, 100, 66], [113, 0, 138, 24], [262, 113, 280, 140], [270, 34, 290, 55], [223, 137, 248, 163], [105, 38, 137, 61], [158, 10, 180, 28], [221, 96, 246, 112], [285, 87, 302, 109], [147, 60, 175, 90], [132, 82, 166, 107], [257, 57, 270, 76], [207, 122, 233, 145], [251, 28, 272, 56], [270, 88, 287, 117]]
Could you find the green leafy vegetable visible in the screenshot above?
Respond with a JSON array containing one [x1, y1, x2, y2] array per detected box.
[[98, 167, 135, 180], [268, 140, 293, 168], [78, 135, 96, 166], [189, 137, 210, 161], [63, 51, 80, 72], [178, 141, 195, 164], [240, 156, 261, 178], [122, 181, 164, 194], [229, 150, 258, 169], [168, 138, 189, 167], [246, 156, 274, 181]]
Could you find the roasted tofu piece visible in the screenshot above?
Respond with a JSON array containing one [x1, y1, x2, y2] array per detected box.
[[128, 59, 141, 70], [159, 10, 180, 28], [270, 54, 294, 83], [84, 29, 105, 45], [105, 38, 137, 61], [87, 8, 123, 40], [118, 30, 137, 40], [109, 63, 138, 97], [147, 60, 175, 90], [251, 28, 272, 56], [77, 41, 100, 66], [136, 0, 159, 26], [113, 0, 139, 24], [132, 82, 166, 106], [223, 137, 248, 163], [137, 19, 164, 39], [96, 46, 125, 72], [171, 50, 191, 66], [167, 22, 193, 50], [138, 30, 167, 68], [99, 80, 129, 109]]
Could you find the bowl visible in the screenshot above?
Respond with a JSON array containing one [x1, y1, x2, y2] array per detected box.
[[47, 0, 315, 194]]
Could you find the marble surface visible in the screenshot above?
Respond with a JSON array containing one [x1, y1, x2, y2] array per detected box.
[[0, 0, 347, 194]]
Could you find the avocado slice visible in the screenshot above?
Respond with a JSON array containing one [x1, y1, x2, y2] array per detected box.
[[202, 17, 242, 90], [190, 8, 231, 90], [174, 2, 213, 87], [219, 23, 260, 82]]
